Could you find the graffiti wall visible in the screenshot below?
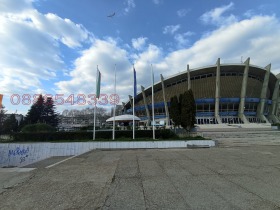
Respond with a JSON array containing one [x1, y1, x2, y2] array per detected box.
[[0, 141, 216, 168], [0, 143, 92, 168], [0, 143, 49, 167]]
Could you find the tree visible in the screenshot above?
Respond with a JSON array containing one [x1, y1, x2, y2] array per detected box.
[[181, 89, 196, 132], [0, 106, 7, 134], [43, 97, 59, 127], [169, 96, 181, 127], [188, 89, 196, 127], [181, 91, 189, 130], [179, 93, 183, 110], [24, 95, 45, 124], [2, 114, 18, 133], [24, 95, 59, 128], [95, 107, 110, 127]]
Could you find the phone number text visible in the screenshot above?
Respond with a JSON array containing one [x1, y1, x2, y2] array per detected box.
[[10, 94, 119, 106]]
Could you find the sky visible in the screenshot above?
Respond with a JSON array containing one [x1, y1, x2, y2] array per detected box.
[[1, 0, 280, 115]]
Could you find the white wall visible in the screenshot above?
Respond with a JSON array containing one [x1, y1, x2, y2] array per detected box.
[[0, 140, 216, 168]]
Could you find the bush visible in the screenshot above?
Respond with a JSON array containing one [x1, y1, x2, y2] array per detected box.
[[12, 129, 178, 142], [21, 123, 56, 133], [158, 129, 177, 139]]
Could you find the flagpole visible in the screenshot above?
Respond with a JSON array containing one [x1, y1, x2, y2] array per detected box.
[[151, 64, 155, 140], [133, 65, 135, 140], [0, 94, 3, 111], [94, 66, 101, 140], [133, 96, 135, 139], [93, 102, 96, 140], [0, 94, 3, 107], [113, 64, 116, 140]]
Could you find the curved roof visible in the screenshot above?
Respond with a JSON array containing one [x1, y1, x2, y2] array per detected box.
[[124, 62, 278, 108], [106, 114, 141, 122]]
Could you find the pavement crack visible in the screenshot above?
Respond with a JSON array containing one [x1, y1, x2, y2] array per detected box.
[[98, 154, 122, 209], [156, 151, 192, 209], [136, 155, 148, 210]]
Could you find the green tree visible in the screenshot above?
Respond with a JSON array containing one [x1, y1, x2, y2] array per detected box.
[[24, 95, 45, 124], [180, 91, 188, 129], [24, 95, 59, 128], [0, 106, 7, 134], [188, 89, 196, 127], [43, 97, 59, 128], [181, 89, 196, 132], [2, 114, 18, 133], [169, 96, 181, 127], [179, 93, 183, 111]]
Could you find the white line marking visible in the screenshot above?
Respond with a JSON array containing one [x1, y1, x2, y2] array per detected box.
[[45, 155, 78, 169]]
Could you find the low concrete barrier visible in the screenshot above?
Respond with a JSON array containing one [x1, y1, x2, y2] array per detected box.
[[0, 140, 216, 168]]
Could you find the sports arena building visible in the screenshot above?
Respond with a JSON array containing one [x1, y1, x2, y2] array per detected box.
[[123, 58, 280, 125]]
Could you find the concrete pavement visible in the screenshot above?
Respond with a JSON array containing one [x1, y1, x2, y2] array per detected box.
[[1, 144, 280, 209]]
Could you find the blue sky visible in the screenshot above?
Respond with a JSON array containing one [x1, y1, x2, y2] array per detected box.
[[1, 0, 280, 114]]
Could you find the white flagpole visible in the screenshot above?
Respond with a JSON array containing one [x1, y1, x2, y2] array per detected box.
[[113, 64, 116, 140], [93, 102, 97, 140], [93, 66, 100, 140], [151, 64, 155, 140], [133, 96, 135, 139], [133, 65, 135, 140]]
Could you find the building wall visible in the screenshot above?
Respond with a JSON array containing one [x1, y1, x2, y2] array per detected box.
[[125, 64, 279, 124]]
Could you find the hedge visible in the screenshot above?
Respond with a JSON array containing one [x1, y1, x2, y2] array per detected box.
[[12, 129, 177, 142], [21, 123, 56, 133]]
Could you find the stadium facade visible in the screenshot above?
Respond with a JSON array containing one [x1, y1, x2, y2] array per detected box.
[[123, 58, 280, 125]]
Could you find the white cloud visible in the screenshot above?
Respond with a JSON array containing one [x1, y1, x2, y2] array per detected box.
[[124, 0, 136, 14], [0, 0, 34, 13], [163, 15, 280, 74], [2, 0, 280, 113], [132, 37, 148, 50], [163, 24, 181, 35], [152, 0, 161, 5], [0, 0, 91, 96], [31, 12, 91, 48], [55, 39, 132, 101], [55, 40, 164, 105], [244, 9, 255, 18], [174, 32, 194, 48], [177, 9, 190, 17], [200, 2, 237, 26], [56, 15, 280, 108], [134, 44, 165, 85]]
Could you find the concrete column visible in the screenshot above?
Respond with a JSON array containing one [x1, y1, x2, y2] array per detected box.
[[160, 74, 170, 126], [256, 64, 271, 123], [238, 58, 250, 124], [187, 65, 191, 90], [215, 58, 222, 124], [141, 86, 151, 124], [276, 73, 280, 119], [277, 97, 280, 118], [269, 79, 280, 123]]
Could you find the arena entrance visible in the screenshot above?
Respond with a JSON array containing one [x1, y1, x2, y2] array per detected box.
[[247, 117, 261, 123], [196, 117, 218, 124], [221, 116, 242, 124]]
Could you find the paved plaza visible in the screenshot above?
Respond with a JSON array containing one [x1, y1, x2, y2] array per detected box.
[[1, 135, 280, 209]]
